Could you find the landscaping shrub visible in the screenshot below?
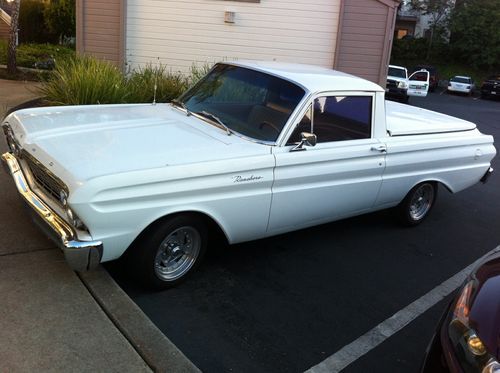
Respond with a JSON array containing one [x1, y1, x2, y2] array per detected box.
[[19, 0, 57, 44], [39, 55, 129, 105], [39, 56, 216, 105], [126, 64, 189, 103], [188, 63, 213, 86], [0, 40, 75, 69], [44, 0, 76, 44]]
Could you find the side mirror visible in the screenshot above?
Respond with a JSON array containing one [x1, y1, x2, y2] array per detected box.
[[291, 132, 317, 152]]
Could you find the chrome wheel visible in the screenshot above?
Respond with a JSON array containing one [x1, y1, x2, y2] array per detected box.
[[409, 183, 435, 221], [154, 226, 201, 281]]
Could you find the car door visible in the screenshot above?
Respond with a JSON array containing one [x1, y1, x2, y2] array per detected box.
[[268, 92, 386, 233], [407, 70, 430, 97]]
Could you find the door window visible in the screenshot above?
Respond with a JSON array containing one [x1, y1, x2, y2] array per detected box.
[[288, 96, 372, 144]]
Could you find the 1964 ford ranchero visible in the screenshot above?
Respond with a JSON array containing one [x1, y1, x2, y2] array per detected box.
[[1, 61, 496, 288]]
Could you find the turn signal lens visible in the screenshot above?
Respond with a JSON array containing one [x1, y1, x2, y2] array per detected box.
[[467, 334, 487, 355], [454, 281, 474, 323]]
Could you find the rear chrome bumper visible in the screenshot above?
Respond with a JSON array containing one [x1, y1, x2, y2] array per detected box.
[[1, 152, 102, 271], [481, 167, 494, 184]]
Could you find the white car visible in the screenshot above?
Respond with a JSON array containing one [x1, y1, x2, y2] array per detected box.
[[386, 64, 430, 103], [448, 76, 475, 95], [2, 61, 496, 288]]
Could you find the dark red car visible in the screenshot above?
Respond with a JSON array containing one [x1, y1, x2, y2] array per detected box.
[[421, 250, 500, 373]]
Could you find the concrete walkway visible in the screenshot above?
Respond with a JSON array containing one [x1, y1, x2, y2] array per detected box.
[[0, 79, 42, 115], [0, 79, 199, 372]]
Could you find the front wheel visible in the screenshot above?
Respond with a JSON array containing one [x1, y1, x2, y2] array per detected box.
[[132, 215, 207, 289], [397, 182, 437, 226]]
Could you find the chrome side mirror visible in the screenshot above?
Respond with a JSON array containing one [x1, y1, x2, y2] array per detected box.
[[291, 132, 317, 152]]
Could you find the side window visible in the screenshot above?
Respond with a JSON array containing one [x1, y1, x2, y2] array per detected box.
[[313, 96, 372, 142]]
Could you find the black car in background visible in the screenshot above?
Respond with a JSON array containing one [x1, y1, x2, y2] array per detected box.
[[413, 65, 439, 92], [481, 75, 500, 99], [421, 250, 500, 373]]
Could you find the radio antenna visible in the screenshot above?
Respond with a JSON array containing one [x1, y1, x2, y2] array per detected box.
[[153, 58, 159, 105]]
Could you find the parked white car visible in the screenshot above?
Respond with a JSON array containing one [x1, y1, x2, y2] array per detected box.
[[448, 76, 475, 95], [2, 61, 496, 288], [386, 64, 430, 103]]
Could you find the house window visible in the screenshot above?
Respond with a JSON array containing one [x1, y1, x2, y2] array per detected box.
[[397, 29, 409, 39]]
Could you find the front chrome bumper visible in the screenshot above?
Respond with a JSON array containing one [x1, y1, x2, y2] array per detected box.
[[1, 152, 102, 271]]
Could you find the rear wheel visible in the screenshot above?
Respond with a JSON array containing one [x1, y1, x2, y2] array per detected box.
[[132, 215, 207, 289], [397, 182, 437, 226]]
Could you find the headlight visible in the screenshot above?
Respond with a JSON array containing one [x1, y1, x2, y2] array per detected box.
[[448, 280, 500, 372], [397, 81, 408, 89]]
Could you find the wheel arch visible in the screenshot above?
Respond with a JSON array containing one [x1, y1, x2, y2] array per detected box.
[[123, 209, 230, 257], [407, 178, 453, 196]]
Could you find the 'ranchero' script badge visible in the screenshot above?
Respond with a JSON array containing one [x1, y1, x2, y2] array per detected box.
[[232, 175, 263, 183]]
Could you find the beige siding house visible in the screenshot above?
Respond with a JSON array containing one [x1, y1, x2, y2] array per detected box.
[[0, 8, 10, 41], [76, 0, 399, 86]]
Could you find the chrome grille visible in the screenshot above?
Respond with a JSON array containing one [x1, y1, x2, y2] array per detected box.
[[386, 79, 398, 89], [21, 150, 66, 202]]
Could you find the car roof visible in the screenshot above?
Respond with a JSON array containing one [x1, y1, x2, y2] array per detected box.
[[453, 75, 472, 79], [224, 60, 384, 93], [389, 64, 406, 69]]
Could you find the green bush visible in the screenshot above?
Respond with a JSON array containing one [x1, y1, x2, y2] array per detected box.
[[44, 0, 76, 43], [19, 0, 57, 44], [39, 56, 214, 105], [188, 63, 213, 86], [126, 64, 189, 103], [39, 55, 129, 105], [0, 41, 75, 69]]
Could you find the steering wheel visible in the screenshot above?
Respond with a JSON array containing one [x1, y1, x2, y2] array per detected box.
[[259, 121, 281, 134]]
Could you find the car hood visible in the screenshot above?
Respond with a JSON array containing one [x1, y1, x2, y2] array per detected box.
[[5, 103, 271, 185], [387, 76, 407, 83]]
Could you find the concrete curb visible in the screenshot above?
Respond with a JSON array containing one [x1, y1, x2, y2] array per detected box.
[[78, 267, 200, 373]]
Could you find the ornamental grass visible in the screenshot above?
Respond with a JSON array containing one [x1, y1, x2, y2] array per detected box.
[[39, 55, 214, 106]]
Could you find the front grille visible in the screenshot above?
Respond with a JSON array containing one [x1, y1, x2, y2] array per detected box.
[[21, 150, 66, 202], [387, 80, 398, 88]]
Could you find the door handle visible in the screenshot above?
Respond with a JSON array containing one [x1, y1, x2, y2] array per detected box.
[[371, 145, 387, 153]]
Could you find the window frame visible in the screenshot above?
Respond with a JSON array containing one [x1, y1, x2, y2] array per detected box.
[[282, 91, 376, 146]]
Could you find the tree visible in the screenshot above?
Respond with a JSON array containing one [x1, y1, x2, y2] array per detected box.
[[410, 0, 454, 58], [7, 0, 20, 75], [44, 0, 75, 43], [449, 0, 500, 69]]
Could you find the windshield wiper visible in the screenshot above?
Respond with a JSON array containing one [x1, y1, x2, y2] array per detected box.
[[171, 99, 191, 116], [195, 110, 232, 136]]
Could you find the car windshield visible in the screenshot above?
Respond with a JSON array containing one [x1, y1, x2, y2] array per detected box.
[[388, 67, 407, 79], [177, 64, 305, 142], [451, 77, 471, 84]]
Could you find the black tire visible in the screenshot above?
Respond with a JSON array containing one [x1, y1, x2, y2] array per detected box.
[[131, 214, 208, 289], [396, 182, 438, 226], [402, 95, 410, 104]]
